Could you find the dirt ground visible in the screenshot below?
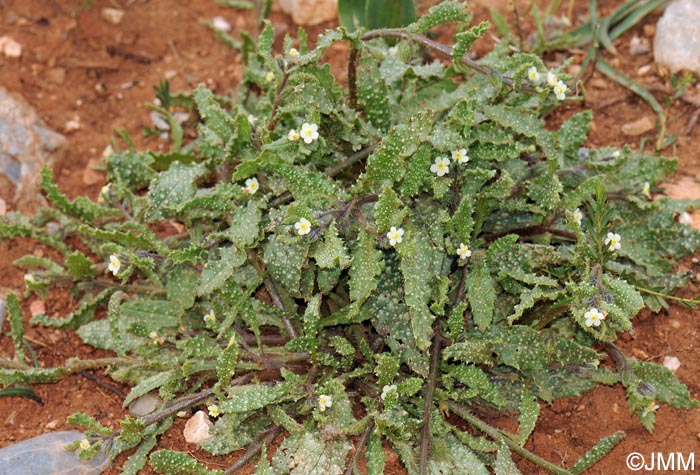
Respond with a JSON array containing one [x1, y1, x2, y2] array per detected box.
[[1, 0, 699, 474]]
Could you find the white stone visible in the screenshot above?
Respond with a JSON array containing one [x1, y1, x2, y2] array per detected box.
[[183, 411, 213, 444], [679, 211, 693, 225], [101, 8, 125, 25], [278, 0, 337, 26], [128, 393, 162, 417], [662, 355, 681, 372], [212, 16, 232, 32], [64, 119, 81, 133], [0, 36, 22, 58], [654, 0, 700, 73]]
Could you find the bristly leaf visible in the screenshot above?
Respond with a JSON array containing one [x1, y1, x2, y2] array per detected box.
[[348, 229, 383, 312], [407, 0, 471, 34], [465, 259, 496, 331], [6, 293, 26, 363], [570, 431, 625, 474], [150, 450, 222, 475]]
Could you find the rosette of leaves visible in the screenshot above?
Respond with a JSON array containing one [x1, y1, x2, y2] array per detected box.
[[1, 1, 699, 474]]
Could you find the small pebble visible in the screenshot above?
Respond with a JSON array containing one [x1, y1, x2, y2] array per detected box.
[[128, 393, 162, 417], [678, 211, 693, 225], [150, 111, 170, 131], [662, 355, 681, 372], [629, 35, 650, 55], [29, 300, 45, 317], [211, 16, 232, 32], [64, 119, 81, 133], [622, 116, 655, 136], [669, 319, 682, 329], [0, 36, 22, 58], [101, 8, 124, 25], [643, 24, 656, 37], [637, 64, 653, 77], [164, 70, 177, 80], [0, 198, 6, 216], [183, 411, 213, 444], [45, 420, 59, 430]]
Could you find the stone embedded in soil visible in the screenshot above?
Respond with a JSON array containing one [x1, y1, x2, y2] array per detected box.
[[278, 0, 337, 26], [0, 430, 109, 475], [663, 355, 681, 372], [183, 411, 213, 444], [211, 16, 232, 32], [101, 8, 125, 25], [46, 68, 66, 85], [128, 393, 162, 417], [660, 177, 700, 229], [621, 116, 655, 136], [0, 299, 6, 332], [0, 87, 67, 211], [654, 0, 700, 73], [0, 36, 22, 58], [29, 300, 45, 317], [0, 198, 6, 216]]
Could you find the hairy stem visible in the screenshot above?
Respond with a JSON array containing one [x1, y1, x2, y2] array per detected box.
[[348, 45, 360, 110], [345, 420, 375, 475], [446, 402, 574, 475], [360, 29, 537, 93], [224, 426, 282, 475]]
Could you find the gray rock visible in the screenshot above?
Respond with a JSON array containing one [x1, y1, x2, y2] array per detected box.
[[654, 0, 700, 73], [128, 392, 162, 417], [0, 299, 5, 331], [0, 431, 109, 475], [0, 87, 67, 211]]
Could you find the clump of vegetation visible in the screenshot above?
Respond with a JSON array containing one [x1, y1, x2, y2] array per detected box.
[[1, 1, 698, 474]]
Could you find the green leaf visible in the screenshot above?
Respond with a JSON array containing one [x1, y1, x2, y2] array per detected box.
[[150, 450, 222, 475], [311, 221, 351, 269], [398, 229, 439, 351], [193, 87, 236, 142], [628, 360, 698, 410], [348, 229, 383, 308], [558, 111, 592, 160], [375, 187, 406, 232], [453, 21, 489, 63], [570, 431, 625, 474], [65, 251, 95, 279], [167, 266, 198, 309], [408, 1, 471, 34], [494, 445, 522, 475], [6, 293, 25, 363], [483, 105, 556, 159], [400, 144, 432, 197], [366, 433, 385, 475], [120, 299, 183, 336], [217, 340, 239, 387], [197, 246, 247, 295], [465, 259, 496, 330], [264, 237, 309, 294], [518, 390, 539, 446], [123, 371, 173, 407], [451, 195, 474, 243], [66, 412, 113, 436], [31, 289, 111, 329], [143, 162, 207, 222], [271, 431, 351, 475], [40, 167, 120, 223]]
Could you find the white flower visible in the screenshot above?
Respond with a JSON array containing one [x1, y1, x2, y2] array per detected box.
[[381, 384, 397, 400], [642, 181, 651, 198], [451, 149, 469, 164], [107, 254, 121, 275], [288, 129, 300, 141], [430, 157, 450, 177], [295, 218, 312, 235], [554, 80, 567, 101], [243, 177, 259, 195], [149, 331, 158, 340], [604, 232, 621, 252], [101, 145, 114, 160], [583, 308, 606, 327], [546, 71, 558, 87], [79, 439, 91, 451], [388, 46, 399, 56], [100, 183, 111, 196], [456, 243, 472, 260], [208, 404, 221, 417], [300, 122, 319, 144], [572, 208, 583, 226], [318, 394, 333, 412], [247, 114, 257, 125], [24, 273, 36, 285], [203, 310, 216, 324], [386, 226, 404, 246], [611, 150, 621, 158], [527, 66, 541, 83], [265, 71, 275, 82], [641, 401, 659, 418], [228, 335, 236, 347], [288, 47, 299, 57]]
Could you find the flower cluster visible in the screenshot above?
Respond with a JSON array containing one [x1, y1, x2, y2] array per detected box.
[[527, 67, 567, 100], [431, 148, 469, 177]]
